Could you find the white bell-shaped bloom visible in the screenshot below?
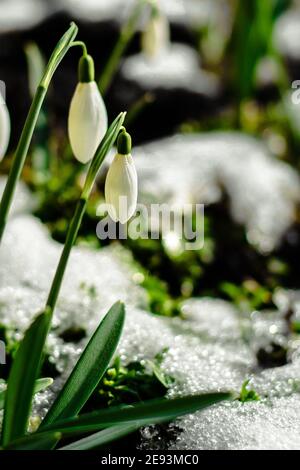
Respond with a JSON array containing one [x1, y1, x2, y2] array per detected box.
[[105, 152, 138, 224], [68, 81, 107, 164], [141, 10, 170, 59], [0, 96, 10, 161]]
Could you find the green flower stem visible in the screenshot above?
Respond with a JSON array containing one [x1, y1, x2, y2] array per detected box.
[[45, 112, 126, 315], [46, 197, 87, 311], [99, 0, 147, 95], [0, 23, 78, 243], [0, 86, 46, 242], [71, 41, 88, 57], [1, 114, 125, 448]]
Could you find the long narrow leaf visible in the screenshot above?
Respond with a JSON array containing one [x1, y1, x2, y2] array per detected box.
[[1, 309, 51, 446], [42, 392, 232, 434], [83, 112, 126, 197], [40, 22, 78, 88], [41, 301, 125, 427], [33, 377, 54, 394], [4, 432, 62, 450], [59, 424, 138, 450]]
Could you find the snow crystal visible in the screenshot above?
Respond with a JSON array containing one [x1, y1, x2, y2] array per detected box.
[[167, 395, 300, 450]]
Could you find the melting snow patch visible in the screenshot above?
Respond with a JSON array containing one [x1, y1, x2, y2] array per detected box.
[[0, 177, 36, 216], [121, 44, 219, 96], [165, 395, 300, 450], [63, 0, 225, 29], [0, 215, 146, 335], [133, 133, 300, 253], [1, 216, 300, 449], [274, 8, 300, 61]]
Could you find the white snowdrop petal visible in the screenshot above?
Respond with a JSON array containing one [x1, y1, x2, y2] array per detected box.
[[0, 101, 10, 161], [105, 154, 138, 223], [68, 81, 107, 164]]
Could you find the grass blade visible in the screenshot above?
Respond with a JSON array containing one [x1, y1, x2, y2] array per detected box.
[[59, 424, 138, 450], [83, 112, 126, 198], [1, 309, 51, 446], [4, 432, 62, 450], [42, 392, 232, 434], [41, 301, 125, 427], [0, 377, 53, 410], [34, 377, 54, 394]]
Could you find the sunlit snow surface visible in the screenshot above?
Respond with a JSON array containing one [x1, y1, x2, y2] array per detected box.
[[133, 133, 300, 253], [1, 214, 300, 449]]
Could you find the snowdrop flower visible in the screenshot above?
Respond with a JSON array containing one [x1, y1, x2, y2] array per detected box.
[[141, 2, 170, 59], [105, 129, 138, 224], [68, 53, 107, 164], [0, 91, 10, 161]]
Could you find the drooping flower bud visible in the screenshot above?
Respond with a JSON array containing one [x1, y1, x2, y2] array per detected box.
[[0, 91, 10, 161], [68, 54, 108, 164], [104, 129, 138, 224], [141, 3, 170, 59]]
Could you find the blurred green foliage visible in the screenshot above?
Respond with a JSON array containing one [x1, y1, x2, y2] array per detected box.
[[229, 0, 290, 102]]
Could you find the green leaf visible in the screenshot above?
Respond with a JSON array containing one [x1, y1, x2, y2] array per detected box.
[[41, 22, 78, 88], [4, 432, 62, 450], [41, 301, 125, 427], [0, 377, 53, 410], [34, 377, 54, 394], [1, 309, 51, 447], [230, 0, 275, 100], [83, 112, 126, 198], [238, 379, 260, 403], [42, 392, 231, 434], [59, 424, 138, 450]]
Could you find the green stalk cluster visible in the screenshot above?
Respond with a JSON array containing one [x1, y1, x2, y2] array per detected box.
[[0, 23, 78, 242]]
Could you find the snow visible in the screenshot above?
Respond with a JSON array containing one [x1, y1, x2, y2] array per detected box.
[[1, 137, 300, 448], [132, 133, 300, 253], [121, 43, 219, 96], [274, 7, 300, 61], [1, 214, 300, 449], [0, 177, 36, 217]]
